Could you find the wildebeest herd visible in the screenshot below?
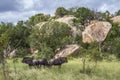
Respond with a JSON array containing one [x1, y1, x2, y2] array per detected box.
[[22, 57, 68, 68]]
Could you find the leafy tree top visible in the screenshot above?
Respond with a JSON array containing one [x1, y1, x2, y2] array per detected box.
[[28, 13, 50, 25], [55, 7, 69, 17]]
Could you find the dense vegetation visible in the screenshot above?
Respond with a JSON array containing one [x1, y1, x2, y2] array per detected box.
[[0, 7, 120, 80]]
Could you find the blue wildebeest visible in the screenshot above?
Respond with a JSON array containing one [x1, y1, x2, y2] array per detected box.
[[22, 57, 50, 68], [49, 57, 68, 68]]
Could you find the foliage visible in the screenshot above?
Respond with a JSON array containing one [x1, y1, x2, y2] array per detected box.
[[55, 7, 69, 17], [16, 48, 30, 58], [115, 10, 120, 16], [38, 43, 53, 59], [0, 21, 31, 59], [28, 13, 50, 25], [88, 42, 102, 60], [74, 7, 94, 25], [104, 23, 120, 58], [29, 21, 72, 57], [68, 7, 77, 15], [0, 23, 11, 61], [10, 21, 30, 48], [102, 11, 111, 21]]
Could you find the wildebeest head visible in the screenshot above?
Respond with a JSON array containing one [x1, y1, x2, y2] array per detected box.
[[22, 57, 33, 63]]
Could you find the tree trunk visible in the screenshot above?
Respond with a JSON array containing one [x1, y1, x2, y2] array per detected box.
[[98, 42, 102, 53], [82, 57, 86, 73], [1, 58, 7, 80], [94, 59, 97, 68], [98, 41, 102, 53]]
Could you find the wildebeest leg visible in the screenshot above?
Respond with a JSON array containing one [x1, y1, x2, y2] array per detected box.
[[37, 65, 39, 68], [34, 65, 37, 69], [36, 63, 40, 68], [38, 64, 41, 69], [47, 64, 51, 68], [58, 64, 61, 68], [48, 64, 52, 68], [28, 64, 32, 69], [44, 65, 45, 68]]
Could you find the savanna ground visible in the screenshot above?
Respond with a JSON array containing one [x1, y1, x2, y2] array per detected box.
[[0, 58, 120, 80]]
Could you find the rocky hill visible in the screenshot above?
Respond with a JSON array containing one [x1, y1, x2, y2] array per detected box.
[[35, 15, 112, 57]]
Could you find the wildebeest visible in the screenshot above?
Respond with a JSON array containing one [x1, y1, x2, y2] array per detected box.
[[38, 58, 50, 68], [22, 57, 50, 68], [22, 57, 35, 67], [22, 57, 33, 63], [49, 57, 68, 68]]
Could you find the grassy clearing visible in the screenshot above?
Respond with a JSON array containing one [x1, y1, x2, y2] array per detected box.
[[0, 58, 120, 80], [0, 72, 4, 80]]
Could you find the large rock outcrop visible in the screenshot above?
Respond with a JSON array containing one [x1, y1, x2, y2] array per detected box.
[[82, 21, 112, 43], [55, 44, 80, 58], [55, 15, 75, 26], [55, 15, 82, 39], [111, 16, 120, 24]]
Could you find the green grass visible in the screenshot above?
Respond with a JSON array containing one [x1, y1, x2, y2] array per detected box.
[[0, 58, 120, 80]]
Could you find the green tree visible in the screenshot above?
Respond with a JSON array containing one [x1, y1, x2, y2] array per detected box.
[[115, 10, 120, 16], [88, 42, 102, 67], [55, 7, 69, 17], [68, 7, 77, 15], [80, 41, 102, 73], [104, 23, 120, 58], [28, 13, 50, 25], [74, 7, 94, 25], [80, 42, 90, 73], [0, 28, 10, 79], [10, 21, 30, 48], [102, 11, 111, 21], [10, 21, 31, 57], [29, 21, 72, 58]]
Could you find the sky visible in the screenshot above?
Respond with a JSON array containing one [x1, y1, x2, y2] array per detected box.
[[0, 0, 120, 24]]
